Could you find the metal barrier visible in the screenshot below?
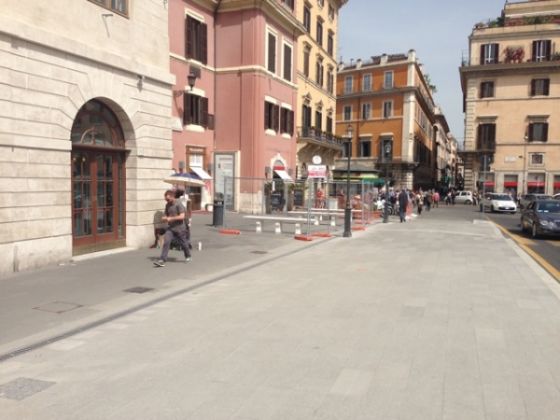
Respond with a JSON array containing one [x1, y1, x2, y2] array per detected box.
[[216, 176, 387, 236]]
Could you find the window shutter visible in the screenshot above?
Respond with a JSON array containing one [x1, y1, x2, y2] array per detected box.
[[530, 79, 536, 96], [528, 123, 534, 141], [207, 114, 215, 130], [264, 103, 270, 130], [289, 110, 294, 135], [186, 17, 194, 59], [532, 41, 538, 61], [283, 45, 292, 81], [492, 44, 499, 62], [199, 23, 208, 64], [545, 40, 552, 60], [268, 34, 276, 73], [200, 97, 209, 127], [544, 79, 550, 95], [477, 124, 482, 148], [480, 44, 485, 64], [183, 93, 192, 125], [489, 124, 496, 147], [275, 105, 280, 132], [543, 123, 549, 141]]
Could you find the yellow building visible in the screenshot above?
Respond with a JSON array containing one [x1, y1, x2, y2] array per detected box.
[[460, 0, 560, 196], [295, 0, 348, 179]]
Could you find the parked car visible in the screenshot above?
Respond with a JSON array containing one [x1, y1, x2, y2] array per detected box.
[[521, 200, 560, 238], [553, 193, 560, 200], [481, 193, 517, 214], [519, 194, 551, 210], [454, 191, 474, 205]]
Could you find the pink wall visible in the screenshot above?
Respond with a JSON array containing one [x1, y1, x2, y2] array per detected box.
[[169, 1, 298, 179], [214, 9, 298, 179], [169, 0, 216, 170]]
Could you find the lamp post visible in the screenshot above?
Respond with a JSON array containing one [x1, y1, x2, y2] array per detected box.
[[343, 124, 353, 238], [383, 141, 392, 223]]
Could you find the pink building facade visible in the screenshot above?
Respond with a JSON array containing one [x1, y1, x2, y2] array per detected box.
[[169, 0, 303, 211]]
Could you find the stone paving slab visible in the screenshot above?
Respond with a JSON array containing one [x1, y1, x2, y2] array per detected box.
[[1, 208, 560, 419]]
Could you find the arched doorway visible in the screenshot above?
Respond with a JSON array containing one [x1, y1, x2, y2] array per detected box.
[[71, 100, 127, 254]]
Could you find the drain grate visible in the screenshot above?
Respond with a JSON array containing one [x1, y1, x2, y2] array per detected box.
[[0, 377, 55, 401], [251, 250, 268, 255], [124, 287, 155, 294], [33, 301, 82, 314]]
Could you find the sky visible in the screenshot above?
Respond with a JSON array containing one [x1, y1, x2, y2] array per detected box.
[[338, 0, 507, 143]]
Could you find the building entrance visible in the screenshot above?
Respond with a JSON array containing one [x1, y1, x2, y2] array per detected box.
[[71, 100, 127, 254]]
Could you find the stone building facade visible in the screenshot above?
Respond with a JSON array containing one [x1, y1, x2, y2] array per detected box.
[[0, 0, 174, 274], [335, 50, 443, 190], [460, 0, 560, 196]]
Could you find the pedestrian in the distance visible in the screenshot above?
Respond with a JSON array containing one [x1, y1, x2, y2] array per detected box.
[[433, 191, 440, 208], [398, 189, 409, 223], [417, 192, 424, 215], [153, 189, 192, 267]]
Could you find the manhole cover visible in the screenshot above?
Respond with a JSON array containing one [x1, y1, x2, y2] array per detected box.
[[251, 251, 268, 255], [33, 301, 82, 314], [0, 377, 55, 401], [124, 287, 154, 294]]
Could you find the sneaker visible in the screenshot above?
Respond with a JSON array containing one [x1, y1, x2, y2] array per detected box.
[[153, 259, 165, 267], [185, 257, 192, 263]]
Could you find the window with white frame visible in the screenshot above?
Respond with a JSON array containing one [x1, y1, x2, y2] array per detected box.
[[343, 105, 352, 121], [362, 74, 372, 92], [361, 103, 371, 120], [383, 71, 394, 89], [383, 101, 393, 118], [282, 41, 293, 82], [266, 29, 277, 74], [344, 76, 353, 94]]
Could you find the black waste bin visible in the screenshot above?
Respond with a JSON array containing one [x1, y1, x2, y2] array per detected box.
[[213, 197, 224, 227]]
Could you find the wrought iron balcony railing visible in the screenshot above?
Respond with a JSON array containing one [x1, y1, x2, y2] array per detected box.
[[298, 126, 345, 148]]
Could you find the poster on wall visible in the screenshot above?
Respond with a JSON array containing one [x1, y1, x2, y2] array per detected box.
[[214, 153, 235, 210]]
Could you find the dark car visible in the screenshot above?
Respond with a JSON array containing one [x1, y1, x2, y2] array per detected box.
[[521, 200, 560, 238], [518, 193, 552, 210]]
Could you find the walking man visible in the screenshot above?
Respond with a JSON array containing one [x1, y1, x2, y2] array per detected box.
[[398, 189, 409, 223], [154, 190, 192, 267]]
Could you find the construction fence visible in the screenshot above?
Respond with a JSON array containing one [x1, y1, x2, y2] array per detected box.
[[217, 176, 388, 236]]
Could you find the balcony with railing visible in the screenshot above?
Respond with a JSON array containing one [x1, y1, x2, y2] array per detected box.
[[461, 48, 560, 67], [297, 126, 345, 150]]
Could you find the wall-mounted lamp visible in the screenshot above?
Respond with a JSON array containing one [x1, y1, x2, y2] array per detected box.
[[187, 73, 197, 91]]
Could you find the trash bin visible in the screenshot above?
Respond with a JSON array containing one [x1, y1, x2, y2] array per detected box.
[[213, 194, 224, 227]]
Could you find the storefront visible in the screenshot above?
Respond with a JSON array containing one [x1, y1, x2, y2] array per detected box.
[[527, 173, 546, 194], [503, 174, 519, 198]]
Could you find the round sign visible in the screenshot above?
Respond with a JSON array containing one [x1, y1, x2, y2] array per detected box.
[[312, 155, 322, 165]]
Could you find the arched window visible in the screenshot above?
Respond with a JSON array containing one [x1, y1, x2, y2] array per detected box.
[[71, 100, 125, 148]]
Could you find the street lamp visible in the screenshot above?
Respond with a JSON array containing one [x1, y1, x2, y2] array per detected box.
[[343, 124, 353, 238], [383, 141, 392, 223]]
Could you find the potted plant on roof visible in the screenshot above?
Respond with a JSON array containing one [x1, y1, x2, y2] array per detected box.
[[504, 46, 524, 63]]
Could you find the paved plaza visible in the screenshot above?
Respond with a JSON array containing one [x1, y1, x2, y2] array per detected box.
[[1, 208, 560, 419]]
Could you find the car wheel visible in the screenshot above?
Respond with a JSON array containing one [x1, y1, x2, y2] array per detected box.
[[465, 200, 472, 205], [532, 223, 540, 239]]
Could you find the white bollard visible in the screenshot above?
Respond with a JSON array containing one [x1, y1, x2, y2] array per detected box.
[[295, 223, 302, 235], [319, 214, 323, 222], [275, 222, 282, 234], [256, 221, 262, 233], [313, 218, 320, 226], [198, 241, 202, 251], [330, 216, 336, 227]]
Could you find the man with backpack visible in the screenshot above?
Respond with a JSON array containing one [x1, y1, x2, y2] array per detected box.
[[153, 189, 192, 267]]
